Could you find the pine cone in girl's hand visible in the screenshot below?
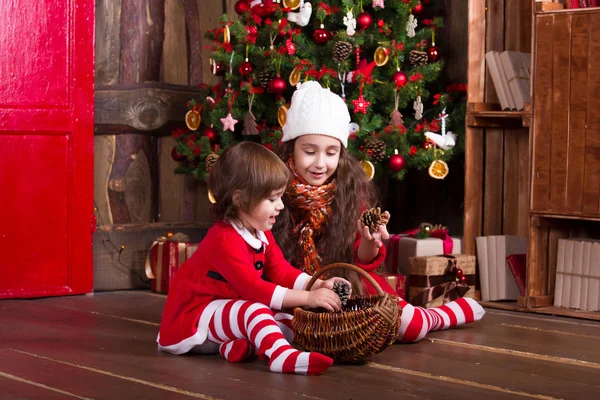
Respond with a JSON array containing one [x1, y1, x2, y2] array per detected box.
[[333, 280, 351, 306], [360, 207, 390, 233]]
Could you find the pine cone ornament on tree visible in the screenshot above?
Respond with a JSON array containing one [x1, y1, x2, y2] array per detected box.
[[333, 41, 353, 63], [360, 207, 390, 233], [365, 140, 387, 162], [205, 153, 219, 173], [409, 50, 429, 66], [258, 71, 273, 89], [333, 280, 351, 307]]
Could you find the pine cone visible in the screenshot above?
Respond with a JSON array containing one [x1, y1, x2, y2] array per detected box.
[[360, 207, 390, 233], [167, 232, 190, 242], [258, 71, 273, 89], [365, 140, 387, 162], [205, 153, 219, 173], [333, 41, 353, 63], [409, 50, 428, 66], [333, 280, 351, 306]]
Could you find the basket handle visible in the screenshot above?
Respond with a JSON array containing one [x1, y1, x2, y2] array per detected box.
[[304, 262, 385, 297]]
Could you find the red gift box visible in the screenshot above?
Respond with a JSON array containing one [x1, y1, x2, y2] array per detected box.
[[380, 272, 407, 300], [145, 240, 198, 293]]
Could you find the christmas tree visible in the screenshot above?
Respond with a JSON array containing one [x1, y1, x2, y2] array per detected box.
[[172, 0, 467, 182]]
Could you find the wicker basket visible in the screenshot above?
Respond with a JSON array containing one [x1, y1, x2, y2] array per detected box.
[[292, 263, 402, 364]]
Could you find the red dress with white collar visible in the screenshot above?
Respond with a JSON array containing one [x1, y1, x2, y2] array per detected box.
[[157, 221, 310, 354]]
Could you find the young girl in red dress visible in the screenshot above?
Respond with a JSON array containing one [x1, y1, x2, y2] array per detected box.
[[274, 81, 485, 343], [157, 141, 349, 375]]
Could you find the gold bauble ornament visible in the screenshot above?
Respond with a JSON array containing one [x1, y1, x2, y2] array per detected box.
[[428, 159, 449, 180], [278, 105, 288, 127], [288, 66, 302, 86], [185, 110, 201, 131], [374, 46, 390, 67], [360, 160, 375, 180]]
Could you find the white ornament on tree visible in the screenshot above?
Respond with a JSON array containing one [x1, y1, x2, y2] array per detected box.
[[413, 96, 423, 120], [343, 10, 356, 36], [424, 108, 456, 150], [406, 14, 417, 38], [372, 0, 385, 8], [288, 1, 312, 27]]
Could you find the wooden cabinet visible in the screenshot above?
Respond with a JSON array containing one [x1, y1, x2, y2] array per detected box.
[[465, 2, 600, 320]]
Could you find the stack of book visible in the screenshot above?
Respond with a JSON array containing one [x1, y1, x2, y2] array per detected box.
[[565, 0, 600, 8], [554, 239, 600, 312], [476, 235, 527, 301], [485, 51, 531, 111]]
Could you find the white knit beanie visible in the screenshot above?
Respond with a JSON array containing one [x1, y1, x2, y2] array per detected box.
[[281, 81, 350, 148]]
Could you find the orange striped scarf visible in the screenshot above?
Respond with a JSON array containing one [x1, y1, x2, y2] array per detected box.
[[286, 158, 336, 275]]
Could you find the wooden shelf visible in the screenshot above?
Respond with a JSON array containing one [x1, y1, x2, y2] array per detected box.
[[466, 103, 532, 128], [531, 212, 600, 223]]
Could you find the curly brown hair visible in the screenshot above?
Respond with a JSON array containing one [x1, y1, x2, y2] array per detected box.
[[273, 139, 379, 294], [207, 142, 290, 224]]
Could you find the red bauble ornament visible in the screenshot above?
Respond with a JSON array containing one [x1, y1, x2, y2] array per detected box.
[[234, 0, 249, 14], [388, 150, 405, 172], [356, 12, 373, 30], [391, 71, 408, 88], [211, 61, 226, 76], [171, 147, 185, 162], [313, 28, 331, 45], [413, 2, 423, 15], [203, 127, 218, 144], [269, 76, 287, 95], [251, 0, 276, 17], [239, 61, 254, 77], [428, 45, 440, 62]]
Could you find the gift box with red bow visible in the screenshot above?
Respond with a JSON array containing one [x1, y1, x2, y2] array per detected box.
[[408, 254, 476, 308], [379, 272, 407, 300], [145, 235, 199, 294]]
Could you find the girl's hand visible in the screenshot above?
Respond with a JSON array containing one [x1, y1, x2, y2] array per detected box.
[[356, 210, 391, 248], [315, 277, 353, 298], [306, 288, 342, 312]]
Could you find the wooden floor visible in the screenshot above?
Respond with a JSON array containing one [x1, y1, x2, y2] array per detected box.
[[1, 292, 600, 400]]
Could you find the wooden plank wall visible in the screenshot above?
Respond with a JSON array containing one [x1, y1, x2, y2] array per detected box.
[[464, 0, 531, 254]]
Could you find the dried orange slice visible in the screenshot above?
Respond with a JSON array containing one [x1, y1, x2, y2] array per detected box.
[[223, 25, 230, 44], [361, 160, 375, 180], [283, 0, 301, 10], [208, 190, 216, 204], [374, 46, 390, 67], [185, 110, 201, 131], [288, 66, 301, 86], [278, 105, 288, 127], [428, 159, 449, 180]]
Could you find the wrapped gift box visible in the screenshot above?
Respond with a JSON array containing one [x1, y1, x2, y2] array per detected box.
[[408, 254, 476, 308], [145, 240, 199, 294], [379, 272, 407, 300], [383, 235, 463, 275]]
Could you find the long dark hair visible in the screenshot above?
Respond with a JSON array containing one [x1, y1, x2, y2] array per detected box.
[[273, 139, 379, 294]]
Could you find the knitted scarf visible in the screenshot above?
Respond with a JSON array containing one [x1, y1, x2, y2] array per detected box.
[[286, 158, 336, 275]]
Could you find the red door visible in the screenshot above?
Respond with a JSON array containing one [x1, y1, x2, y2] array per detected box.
[[0, 1, 94, 298]]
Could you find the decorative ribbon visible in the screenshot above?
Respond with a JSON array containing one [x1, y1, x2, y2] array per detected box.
[[409, 255, 474, 307], [305, 65, 338, 80]]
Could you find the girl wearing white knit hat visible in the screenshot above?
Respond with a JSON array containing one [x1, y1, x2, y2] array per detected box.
[[274, 81, 484, 343]]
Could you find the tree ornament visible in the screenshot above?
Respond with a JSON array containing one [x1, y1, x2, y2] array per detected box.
[[285, 37, 296, 55], [374, 46, 390, 66], [388, 149, 405, 172], [429, 159, 449, 180], [287, 1, 312, 26], [313, 24, 331, 45], [258, 71, 273, 88], [391, 70, 408, 88], [288, 66, 301, 86], [360, 160, 375, 180], [171, 147, 185, 162], [203, 125, 218, 144], [352, 86, 370, 114], [235, 0, 250, 14], [283, 0, 301, 9], [428, 31, 440, 62], [343, 10, 357, 36], [251, 0, 277, 17], [185, 110, 201, 131], [242, 94, 259, 136], [221, 113, 238, 131], [389, 92, 405, 128], [205, 153, 220, 173], [372, 0, 385, 8], [223, 25, 231, 44], [413, 2, 423, 15], [210, 59, 226, 76], [409, 50, 428, 66], [333, 41, 353, 63], [423, 139, 435, 150], [269, 75, 287, 95], [413, 95, 423, 120], [406, 14, 417, 37], [360, 207, 390, 233], [239, 60, 254, 77], [356, 12, 373, 31], [425, 108, 456, 150], [278, 104, 288, 127], [365, 139, 387, 162]]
